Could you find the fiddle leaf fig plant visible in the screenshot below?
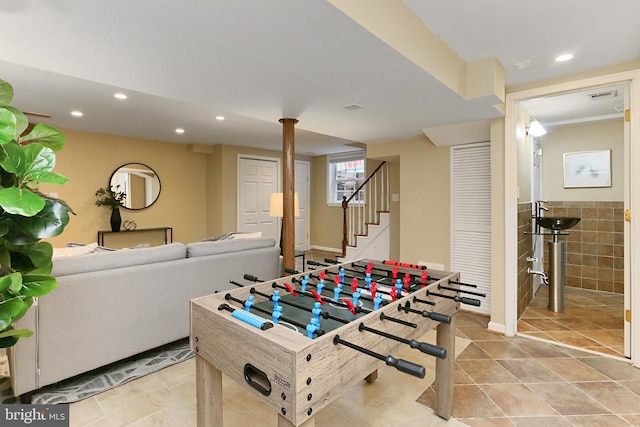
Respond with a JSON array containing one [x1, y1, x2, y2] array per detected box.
[[0, 78, 72, 348]]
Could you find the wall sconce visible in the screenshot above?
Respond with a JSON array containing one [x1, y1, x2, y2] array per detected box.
[[526, 118, 547, 137]]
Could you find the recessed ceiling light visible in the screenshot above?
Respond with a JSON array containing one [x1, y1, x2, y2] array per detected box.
[[175, 128, 185, 134], [114, 93, 128, 100], [555, 53, 574, 62], [215, 115, 225, 121], [70, 110, 83, 117]]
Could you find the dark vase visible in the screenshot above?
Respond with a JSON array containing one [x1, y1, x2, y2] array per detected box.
[[110, 207, 122, 232]]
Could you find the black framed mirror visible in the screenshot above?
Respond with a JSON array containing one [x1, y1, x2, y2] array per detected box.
[[109, 163, 161, 210]]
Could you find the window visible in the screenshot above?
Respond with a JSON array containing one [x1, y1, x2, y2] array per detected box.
[[327, 151, 365, 205]]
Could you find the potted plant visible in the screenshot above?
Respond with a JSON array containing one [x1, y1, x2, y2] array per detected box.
[[95, 185, 126, 231], [0, 78, 72, 348]]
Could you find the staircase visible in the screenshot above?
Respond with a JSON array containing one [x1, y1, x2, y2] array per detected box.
[[341, 162, 390, 261]]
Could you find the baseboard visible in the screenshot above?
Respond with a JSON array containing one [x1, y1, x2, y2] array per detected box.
[[487, 321, 506, 335], [310, 245, 341, 254]]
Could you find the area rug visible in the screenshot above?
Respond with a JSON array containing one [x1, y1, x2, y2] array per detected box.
[[0, 338, 194, 404]]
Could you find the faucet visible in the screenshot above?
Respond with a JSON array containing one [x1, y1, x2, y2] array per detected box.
[[527, 268, 549, 285], [533, 200, 548, 233]]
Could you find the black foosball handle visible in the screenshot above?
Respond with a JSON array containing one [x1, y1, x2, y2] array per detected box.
[[384, 355, 426, 379], [409, 340, 447, 359], [333, 335, 425, 379], [428, 311, 452, 324], [459, 296, 481, 306], [244, 274, 261, 282]]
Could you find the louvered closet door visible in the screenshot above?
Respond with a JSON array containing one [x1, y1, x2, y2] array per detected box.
[[451, 143, 491, 314]]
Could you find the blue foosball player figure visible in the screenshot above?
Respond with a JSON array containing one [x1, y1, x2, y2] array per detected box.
[[244, 295, 255, 312], [272, 305, 283, 324], [312, 302, 322, 320], [373, 293, 383, 310], [306, 317, 320, 339], [395, 279, 404, 297], [333, 283, 343, 301], [339, 267, 346, 282], [301, 275, 310, 292], [272, 290, 281, 310], [352, 288, 361, 306], [317, 279, 325, 295], [365, 273, 372, 289]]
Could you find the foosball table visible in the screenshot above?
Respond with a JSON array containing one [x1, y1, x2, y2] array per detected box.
[[190, 258, 482, 426]]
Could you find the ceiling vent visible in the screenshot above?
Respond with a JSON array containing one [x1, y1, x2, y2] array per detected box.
[[588, 91, 617, 101], [343, 103, 363, 110]]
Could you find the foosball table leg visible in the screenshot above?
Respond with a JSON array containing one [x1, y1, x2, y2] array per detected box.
[[277, 413, 315, 427], [435, 313, 456, 420], [365, 370, 379, 384], [196, 355, 223, 427]]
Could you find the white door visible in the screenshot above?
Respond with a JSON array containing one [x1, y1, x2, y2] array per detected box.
[[450, 142, 492, 315], [295, 160, 310, 251], [238, 157, 279, 241]]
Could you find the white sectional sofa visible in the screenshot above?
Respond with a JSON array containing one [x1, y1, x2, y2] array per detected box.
[[9, 237, 280, 396]]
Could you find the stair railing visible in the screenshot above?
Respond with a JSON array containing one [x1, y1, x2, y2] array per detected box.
[[341, 161, 389, 256]]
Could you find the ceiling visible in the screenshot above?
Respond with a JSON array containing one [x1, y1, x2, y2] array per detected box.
[[1, 0, 639, 155]]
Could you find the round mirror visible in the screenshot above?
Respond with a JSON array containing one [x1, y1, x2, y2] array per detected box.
[[109, 163, 161, 210]]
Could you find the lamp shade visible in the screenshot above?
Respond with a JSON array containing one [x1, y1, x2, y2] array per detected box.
[[269, 193, 299, 217]]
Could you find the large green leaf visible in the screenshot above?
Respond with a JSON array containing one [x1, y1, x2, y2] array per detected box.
[[0, 297, 26, 329], [0, 107, 16, 145], [27, 171, 69, 186], [19, 123, 65, 151], [3, 199, 70, 244], [0, 187, 46, 216], [7, 241, 53, 274], [5, 107, 28, 139], [20, 274, 57, 297], [0, 140, 23, 174], [0, 79, 13, 107], [11, 296, 33, 322], [0, 272, 21, 293], [0, 328, 33, 339]]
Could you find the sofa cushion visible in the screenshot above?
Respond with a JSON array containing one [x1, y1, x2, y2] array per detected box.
[[186, 238, 275, 258], [52, 242, 187, 277]]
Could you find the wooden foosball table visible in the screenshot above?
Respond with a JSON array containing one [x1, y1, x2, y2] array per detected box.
[[190, 259, 481, 426]]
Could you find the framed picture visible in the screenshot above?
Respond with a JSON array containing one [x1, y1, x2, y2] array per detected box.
[[563, 150, 611, 188]]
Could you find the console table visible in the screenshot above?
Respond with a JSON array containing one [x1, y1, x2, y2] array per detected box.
[[97, 227, 173, 246]]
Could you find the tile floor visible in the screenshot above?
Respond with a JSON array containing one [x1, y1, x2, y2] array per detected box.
[[67, 311, 640, 427], [518, 285, 625, 357]]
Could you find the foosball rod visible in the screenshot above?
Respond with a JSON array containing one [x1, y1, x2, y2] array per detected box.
[[398, 301, 452, 324], [224, 294, 325, 336], [217, 303, 273, 330], [426, 290, 481, 307], [249, 287, 356, 324], [357, 323, 447, 359], [270, 281, 363, 314], [333, 335, 426, 379], [291, 275, 376, 303], [308, 271, 395, 297], [352, 262, 480, 290], [438, 284, 486, 297]]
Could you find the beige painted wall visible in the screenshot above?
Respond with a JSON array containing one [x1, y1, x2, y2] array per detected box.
[[542, 119, 624, 201], [41, 128, 208, 247], [206, 144, 312, 237], [367, 137, 450, 267]]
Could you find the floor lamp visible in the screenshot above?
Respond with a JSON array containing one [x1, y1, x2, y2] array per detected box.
[[269, 192, 300, 255]]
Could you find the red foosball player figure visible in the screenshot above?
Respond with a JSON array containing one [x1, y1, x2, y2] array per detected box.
[[420, 270, 429, 288], [403, 273, 411, 290], [351, 277, 359, 293], [370, 281, 377, 299], [389, 286, 398, 302]]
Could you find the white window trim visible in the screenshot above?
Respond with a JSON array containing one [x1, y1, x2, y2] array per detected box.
[[326, 150, 366, 207]]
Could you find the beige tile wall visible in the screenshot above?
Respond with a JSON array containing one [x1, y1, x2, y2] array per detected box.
[[543, 201, 624, 294]]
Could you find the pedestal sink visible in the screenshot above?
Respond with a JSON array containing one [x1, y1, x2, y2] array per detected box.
[[536, 216, 581, 313], [537, 217, 581, 231]]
